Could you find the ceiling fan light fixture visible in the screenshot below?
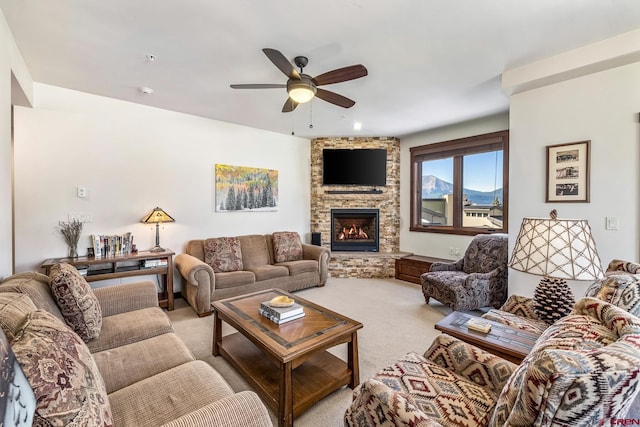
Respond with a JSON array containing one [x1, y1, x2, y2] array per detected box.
[[287, 80, 316, 103]]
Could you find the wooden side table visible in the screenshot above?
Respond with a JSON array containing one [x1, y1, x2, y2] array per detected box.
[[435, 311, 539, 364], [41, 249, 175, 311], [395, 254, 450, 284]]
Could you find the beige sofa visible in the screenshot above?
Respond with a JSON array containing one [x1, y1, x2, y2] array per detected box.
[[0, 270, 272, 427], [175, 233, 330, 316]]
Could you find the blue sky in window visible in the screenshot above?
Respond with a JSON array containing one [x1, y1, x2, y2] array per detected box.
[[424, 151, 503, 192]]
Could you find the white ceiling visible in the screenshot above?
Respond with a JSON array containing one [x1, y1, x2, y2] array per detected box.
[[2, 1, 640, 139]]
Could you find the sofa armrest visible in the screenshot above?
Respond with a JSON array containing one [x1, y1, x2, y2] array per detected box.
[[302, 243, 331, 284], [175, 253, 215, 315], [175, 253, 214, 288], [430, 259, 464, 272], [345, 379, 443, 427], [93, 281, 159, 317], [159, 391, 272, 427], [424, 334, 517, 393]]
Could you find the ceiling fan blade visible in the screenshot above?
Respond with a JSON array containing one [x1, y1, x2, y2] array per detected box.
[[230, 84, 286, 89], [263, 48, 300, 80], [315, 88, 356, 108], [312, 65, 368, 86], [282, 98, 298, 113]]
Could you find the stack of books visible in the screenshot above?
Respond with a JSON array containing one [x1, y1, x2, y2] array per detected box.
[[259, 301, 305, 325], [466, 318, 492, 333], [142, 258, 168, 268]]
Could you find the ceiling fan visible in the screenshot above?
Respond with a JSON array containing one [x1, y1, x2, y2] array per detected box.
[[230, 48, 368, 113]]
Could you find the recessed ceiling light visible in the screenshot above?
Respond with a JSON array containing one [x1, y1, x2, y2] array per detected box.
[[353, 122, 362, 130]]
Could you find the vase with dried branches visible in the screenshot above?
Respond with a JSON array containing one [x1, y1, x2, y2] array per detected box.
[[57, 219, 83, 258]]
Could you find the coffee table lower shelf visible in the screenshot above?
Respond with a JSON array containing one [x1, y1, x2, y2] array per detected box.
[[218, 332, 353, 419]]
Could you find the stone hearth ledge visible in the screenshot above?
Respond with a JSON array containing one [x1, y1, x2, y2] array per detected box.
[[329, 251, 412, 278]]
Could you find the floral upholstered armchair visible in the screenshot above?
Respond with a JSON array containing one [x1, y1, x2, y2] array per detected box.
[[421, 233, 508, 311], [345, 297, 640, 426], [482, 259, 640, 336]]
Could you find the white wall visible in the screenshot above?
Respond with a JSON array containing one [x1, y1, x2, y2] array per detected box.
[[0, 10, 32, 279], [508, 61, 640, 297], [13, 84, 311, 289], [399, 113, 510, 259]]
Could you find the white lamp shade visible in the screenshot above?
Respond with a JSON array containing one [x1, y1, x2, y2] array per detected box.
[[509, 215, 604, 280]]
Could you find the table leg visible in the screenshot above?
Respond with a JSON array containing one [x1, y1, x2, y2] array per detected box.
[[212, 311, 221, 356], [278, 361, 293, 427], [348, 332, 360, 388]]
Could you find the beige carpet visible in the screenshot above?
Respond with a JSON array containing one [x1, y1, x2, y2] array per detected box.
[[168, 277, 452, 426]]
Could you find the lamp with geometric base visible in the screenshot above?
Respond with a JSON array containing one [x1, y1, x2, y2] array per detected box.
[[140, 207, 175, 252], [508, 209, 604, 324]]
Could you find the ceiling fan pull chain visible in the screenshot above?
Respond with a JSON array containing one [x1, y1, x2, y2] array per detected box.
[[309, 101, 314, 129]]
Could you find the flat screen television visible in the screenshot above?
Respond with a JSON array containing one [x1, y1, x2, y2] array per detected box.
[[322, 148, 387, 186]]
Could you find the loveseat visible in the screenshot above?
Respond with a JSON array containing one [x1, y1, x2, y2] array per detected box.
[[0, 267, 272, 426], [175, 232, 330, 315], [345, 297, 640, 426]]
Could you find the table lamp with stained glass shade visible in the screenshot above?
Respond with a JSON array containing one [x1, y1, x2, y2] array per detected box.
[[140, 207, 175, 252], [508, 209, 604, 324]]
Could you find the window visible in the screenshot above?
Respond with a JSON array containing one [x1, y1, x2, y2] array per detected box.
[[410, 130, 509, 235]]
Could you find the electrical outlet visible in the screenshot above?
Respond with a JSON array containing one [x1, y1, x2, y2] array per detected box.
[[454, 248, 460, 256], [77, 186, 88, 198], [449, 247, 455, 255]]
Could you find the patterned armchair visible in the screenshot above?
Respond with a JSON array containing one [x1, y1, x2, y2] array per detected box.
[[482, 259, 640, 335], [345, 297, 640, 427], [421, 233, 508, 311]]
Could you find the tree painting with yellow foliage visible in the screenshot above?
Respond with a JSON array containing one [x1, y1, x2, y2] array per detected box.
[[215, 164, 278, 212]]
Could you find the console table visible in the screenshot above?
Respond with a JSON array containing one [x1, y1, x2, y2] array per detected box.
[[395, 254, 450, 284], [41, 249, 175, 311]]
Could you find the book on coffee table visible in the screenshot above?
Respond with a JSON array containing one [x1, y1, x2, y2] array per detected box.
[[259, 301, 305, 324], [466, 318, 492, 333]]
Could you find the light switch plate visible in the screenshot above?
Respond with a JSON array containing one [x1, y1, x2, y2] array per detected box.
[[605, 217, 619, 230]]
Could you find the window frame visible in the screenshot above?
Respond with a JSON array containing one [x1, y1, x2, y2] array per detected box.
[[410, 130, 509, 236]]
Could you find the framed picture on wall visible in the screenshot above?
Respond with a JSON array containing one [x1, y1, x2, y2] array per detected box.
[[546, 140, 590, 203]]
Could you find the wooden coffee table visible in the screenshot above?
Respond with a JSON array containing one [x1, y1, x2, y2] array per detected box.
[[435, 311, 539, 364], [212, 289, 363, 427]]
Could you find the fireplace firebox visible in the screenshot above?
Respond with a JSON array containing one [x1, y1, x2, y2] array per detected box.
[[330, 209, 379, 252]]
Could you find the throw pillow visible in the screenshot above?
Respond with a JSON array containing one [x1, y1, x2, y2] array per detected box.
[[11, 309, 113, 426], [204, 237, 244, 272], [48, 263, 102, 342], [273, 232, 303, 263], [532, 277, 575, 325]]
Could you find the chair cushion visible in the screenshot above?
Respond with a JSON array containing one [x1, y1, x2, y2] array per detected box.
[[204, 237, 243, 272], [11, 309, 113, 426], [0, 292, 37, 341], [213, 270, 256, 290], [606, 259, 640, 274], [276, 259, 319, 276], [48, 263, 102, 342], [86, 306, 173, 353], [370, 352, 498, 426], [490, 298, 640, 426], [247, 265, 289, 281], [272, 231, 303, 262], [462, 234, 507, 274], [584, 272, 640, 317]]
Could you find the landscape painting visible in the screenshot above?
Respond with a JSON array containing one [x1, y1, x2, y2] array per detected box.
[[215, 164, 278, 212]]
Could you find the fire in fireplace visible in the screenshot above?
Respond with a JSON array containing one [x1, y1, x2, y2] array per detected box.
[[331, 209, 379, 252]]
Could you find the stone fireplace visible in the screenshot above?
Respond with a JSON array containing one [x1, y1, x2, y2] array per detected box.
[[311, 137, 403, 278], [331, 208, 379, 252]]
